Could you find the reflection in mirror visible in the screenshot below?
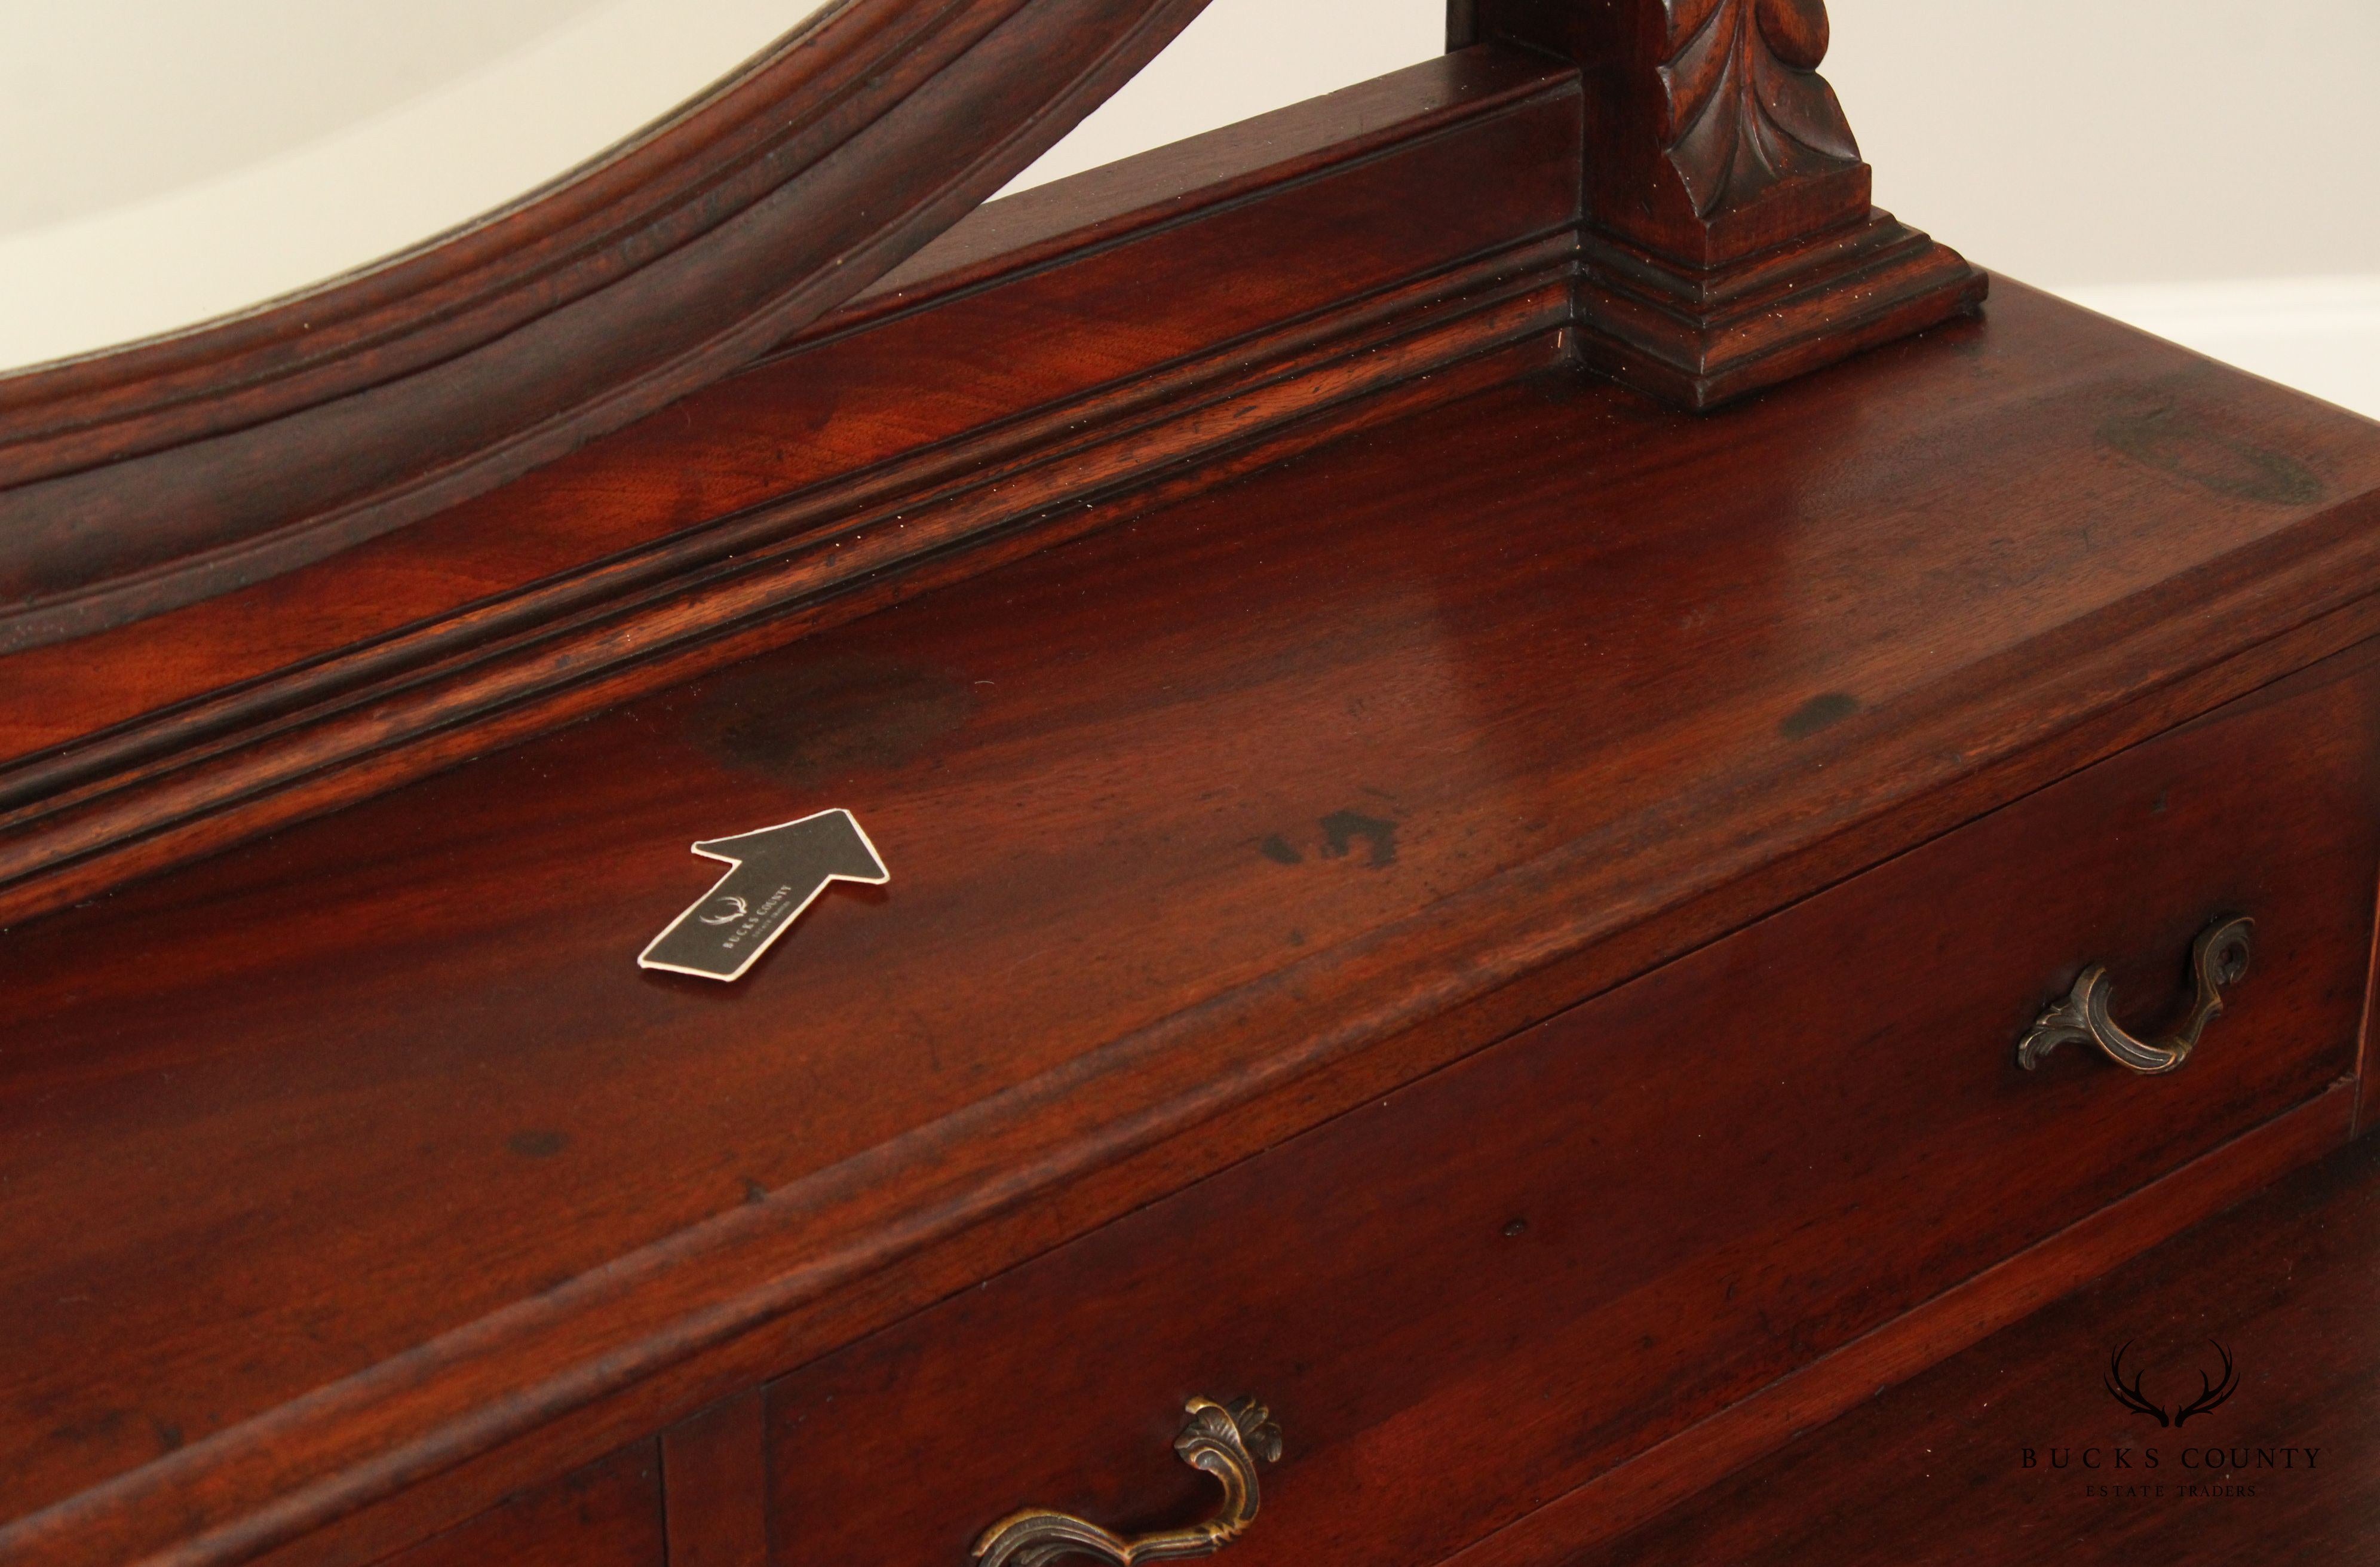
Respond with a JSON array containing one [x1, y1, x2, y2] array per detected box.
[[0, 0, 830, 373]]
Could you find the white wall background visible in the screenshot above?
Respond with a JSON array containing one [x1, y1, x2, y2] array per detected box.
[[0, 0, 821, 370], [1, 0, 2373, 415], [1836, 0, 2380, 418], [1006, 0, 2380, 418], [0, 0, 618, 235]]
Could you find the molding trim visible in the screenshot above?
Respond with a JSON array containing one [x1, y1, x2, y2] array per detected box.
[[0, 0, 1221, 651], [1575, 208, 1982, 410], [0, 52, 1584, 931], [0, 17, 2014, 926], [1458, 0, 1986, 407], [19, 553, 2380, 1567], [0, 21, 2016, 922], [1441, 1083, 2358, 1567]]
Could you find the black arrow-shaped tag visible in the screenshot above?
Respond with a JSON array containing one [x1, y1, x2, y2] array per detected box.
[[637, 809, 888, 981]]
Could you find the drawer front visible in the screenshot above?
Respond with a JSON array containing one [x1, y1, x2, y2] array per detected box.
[[762, 655, 2380, 1567], [375, 1443, 661, 1567]]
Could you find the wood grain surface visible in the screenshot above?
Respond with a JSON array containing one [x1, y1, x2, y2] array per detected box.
[[0, 48, 1581, 930], [1554, 1123, 2380, 1565], [375, 1444, 659, 1567], [659, 1393, 765, 1567], [5, 283, 2380, 1567], [760, 650, 2380, 1567]]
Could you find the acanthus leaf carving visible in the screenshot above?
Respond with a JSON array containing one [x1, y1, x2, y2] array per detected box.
[[1658, 0, 1859, 218], [1455, 0, 1987, 407]]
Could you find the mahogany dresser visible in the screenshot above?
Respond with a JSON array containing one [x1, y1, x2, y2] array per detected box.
[[5, 5, 2378, 1566]]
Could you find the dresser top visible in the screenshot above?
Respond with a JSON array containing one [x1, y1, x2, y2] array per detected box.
[[7, 283, 2380, 1563]]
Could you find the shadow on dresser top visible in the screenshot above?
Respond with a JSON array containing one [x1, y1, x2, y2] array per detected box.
[[6, 283, 2380, 1567]]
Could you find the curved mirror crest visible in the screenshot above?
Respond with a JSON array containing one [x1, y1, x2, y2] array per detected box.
[[0, 0, 833, 373]]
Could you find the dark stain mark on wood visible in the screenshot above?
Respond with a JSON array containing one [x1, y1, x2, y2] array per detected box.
[[693, 653, 978, 789], [507, 1130, 570, 1159], [47, 1408, 130, 1449], [2099, 407, 2324, 507], [1320, 809, 1398, 867], [743, 1178, 769, 1205], [1783, 693, 1861, 739], [1259, 835, 1304, 865]]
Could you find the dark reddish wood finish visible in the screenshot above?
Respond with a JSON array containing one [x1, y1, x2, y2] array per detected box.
[[1454, 0, 1986, 406], [0, 48, 1581, 934], [1461, 0, 1866, 263], [0, 0, 1991, 661], [1443, 1084, 2359, 1567], [0, 5, 1997, 956], [5, 283, 2380, 1567], [376, 1445, 660, 1567], [2358, 866, 2380, 1137], [660, 1394, 766, 1567], [760, 652, 2380, 1567], [1552, 1128, 2380, 1566], [0, 0, 1217, 650]]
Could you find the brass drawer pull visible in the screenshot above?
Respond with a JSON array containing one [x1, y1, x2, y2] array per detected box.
[[972, 1396, 1281, 1567], [2019, 915, 2255, 1075]]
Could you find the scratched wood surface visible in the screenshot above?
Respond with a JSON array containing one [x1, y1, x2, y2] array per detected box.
[[7, 283, 2380, 1567]]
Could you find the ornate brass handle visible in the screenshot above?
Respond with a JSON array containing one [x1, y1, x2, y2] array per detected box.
[[2018, 915, 2255, 1075], [971, 1396, 1282, 1567]]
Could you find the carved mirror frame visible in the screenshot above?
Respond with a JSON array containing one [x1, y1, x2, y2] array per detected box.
[[0, 0, 1212, 650]]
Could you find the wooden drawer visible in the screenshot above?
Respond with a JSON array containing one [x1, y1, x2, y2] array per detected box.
[[374, 1443, 661, 1567], [761, 657, 2380, 1566]]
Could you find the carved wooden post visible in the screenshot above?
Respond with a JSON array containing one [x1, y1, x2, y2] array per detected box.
[[1452, 0, 1986, 409]]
